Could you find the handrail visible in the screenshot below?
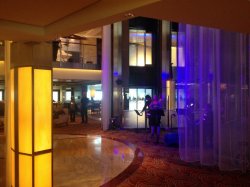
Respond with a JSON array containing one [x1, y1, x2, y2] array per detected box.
[[52, 61, 101, 70]]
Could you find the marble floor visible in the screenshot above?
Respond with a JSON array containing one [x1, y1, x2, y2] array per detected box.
[[0, 134, 135, 187], [53, 135, 135, 187]]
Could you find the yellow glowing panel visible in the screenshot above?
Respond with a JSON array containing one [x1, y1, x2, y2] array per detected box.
[[19, 154, 32, 187], [35, 153, 52, 187], [90, 88, 96, 98], [34, 69, 52, 152], [171, 47, 177, 67], [0, 61, 4, 74], [129, 30, 137, 43], [166, 80, 170, 97], [11, 150, 15, 187], [18, 67, 32, 154], [166, 81, 176, 110], [137, 45, 145, 66], [129, 44, 137, 66], [146, 46, 152, 65], [10, 69, 15, 149]]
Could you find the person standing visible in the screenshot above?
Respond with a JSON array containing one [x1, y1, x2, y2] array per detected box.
[[149, 95, 164, 144], [140, 95, 152, 130], [69, 97, 77, 122], [81, 92, 89, 124], [141, 95, 152, 114]]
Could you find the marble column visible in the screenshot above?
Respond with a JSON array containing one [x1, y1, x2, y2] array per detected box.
[[112, 22, 123, 117], [161, 20, 171, 109], [10, 42, 52, 187], [101, 25, 112, 131]]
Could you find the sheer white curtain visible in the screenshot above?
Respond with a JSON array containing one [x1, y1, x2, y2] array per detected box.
[[177, 24, 250, 171]]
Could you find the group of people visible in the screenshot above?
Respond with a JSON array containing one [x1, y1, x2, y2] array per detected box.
[[68, 92, 163, 143], [69, 92, 89, 124], [141, 95, 164, 144]]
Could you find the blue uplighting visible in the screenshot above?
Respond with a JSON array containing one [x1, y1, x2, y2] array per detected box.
[[113, 71, 119, 77], [162, 72, 169, 80]]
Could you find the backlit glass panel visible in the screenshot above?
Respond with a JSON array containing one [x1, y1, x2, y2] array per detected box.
[[34, 69, 52, 152], [35, 153, 52, 187], [129, 29, 152, 66], [18, 67, 32, 154], [19, 154, 32, 187]]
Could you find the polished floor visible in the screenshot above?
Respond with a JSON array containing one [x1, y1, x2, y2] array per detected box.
[[0, 133, 136, 187], [1, 116, 250, 186], [53, 135, 135, 187]]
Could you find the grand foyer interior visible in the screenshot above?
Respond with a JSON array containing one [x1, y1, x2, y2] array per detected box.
[[0, 0, 250, 186]]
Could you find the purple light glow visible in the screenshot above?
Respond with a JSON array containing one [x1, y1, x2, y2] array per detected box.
[[113, 71, 119, 77], [121, 154, 125, 161], [113, 148, 119, 155]]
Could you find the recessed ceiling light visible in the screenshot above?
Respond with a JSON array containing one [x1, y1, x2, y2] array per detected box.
[[124, 13, 134, 18]]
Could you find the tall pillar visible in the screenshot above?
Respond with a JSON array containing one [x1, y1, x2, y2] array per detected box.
[[161, 20, 171, 109], [10, 42, 52, 187], [102, 25, 112, 130], [112, 22, 123, 117], [5, 40, 11, 187]]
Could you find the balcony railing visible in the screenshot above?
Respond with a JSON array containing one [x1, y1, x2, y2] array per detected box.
[[53, 61, 101, 70]]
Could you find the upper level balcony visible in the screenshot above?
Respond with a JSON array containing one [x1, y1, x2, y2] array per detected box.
[[52, 35, 102, 70], [52, 59, 101, 70]]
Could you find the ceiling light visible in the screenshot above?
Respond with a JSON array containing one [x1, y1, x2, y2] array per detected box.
[[124, 13, 134, 18]]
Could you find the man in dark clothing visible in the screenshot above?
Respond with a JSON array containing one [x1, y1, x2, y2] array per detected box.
[[69, 97, 77, 122], [81, 92, 89, 124], [140, 95, 152, 129]]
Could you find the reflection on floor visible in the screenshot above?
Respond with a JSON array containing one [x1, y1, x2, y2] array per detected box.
[[53, 135, 134, 187]]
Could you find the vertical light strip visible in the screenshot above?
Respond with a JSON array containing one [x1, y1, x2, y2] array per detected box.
[[11, 150, 15, 187], [10, 69, 14, 149], [34, 69, 52, 151], [166, 80, 170, 98], [10, 69, 15, 187], [146, 33, 152, 65], [137, 45, 145, 66], [18, 67, 32, 154]]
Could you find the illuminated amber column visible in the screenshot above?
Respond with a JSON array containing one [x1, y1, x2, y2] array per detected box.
[[10, 42, 52, 187]]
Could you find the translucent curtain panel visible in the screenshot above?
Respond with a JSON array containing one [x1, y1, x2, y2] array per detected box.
[[177, 24, 250, 171]]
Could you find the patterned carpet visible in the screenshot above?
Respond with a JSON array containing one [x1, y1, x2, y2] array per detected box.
[[54, 117, 250, 187]]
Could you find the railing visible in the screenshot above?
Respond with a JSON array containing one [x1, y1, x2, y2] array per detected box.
[[52, 61, 101, 70]]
